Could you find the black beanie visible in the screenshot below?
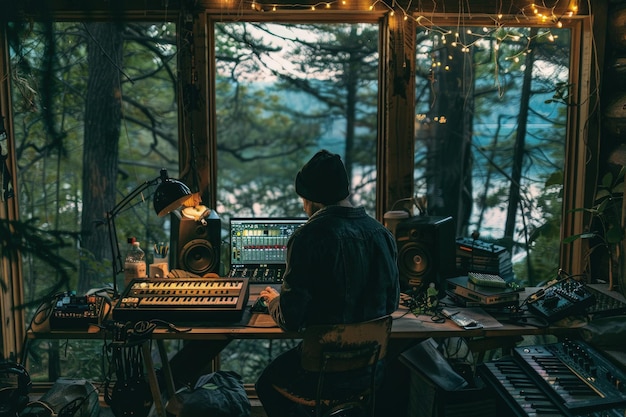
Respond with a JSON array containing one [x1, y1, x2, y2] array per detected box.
[[295, 150, 350, 204]]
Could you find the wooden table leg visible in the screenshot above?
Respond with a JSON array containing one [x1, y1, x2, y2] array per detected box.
[[157, 339, 176, 398], [142, 341, 166, 417]]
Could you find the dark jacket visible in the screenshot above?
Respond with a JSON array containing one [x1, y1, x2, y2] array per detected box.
[[268, 205, 400, 331]]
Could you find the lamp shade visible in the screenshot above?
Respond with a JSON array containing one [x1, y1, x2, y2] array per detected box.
[[153, 176, 192, 217]]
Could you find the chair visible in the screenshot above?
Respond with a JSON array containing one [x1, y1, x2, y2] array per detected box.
[[272, 315, 393, 417]]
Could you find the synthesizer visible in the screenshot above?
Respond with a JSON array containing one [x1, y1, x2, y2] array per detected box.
[[49, 292, 106, 329], [585, 285, 626, 318], [479, 339, 626, 416], [113, 278, 250, 323]]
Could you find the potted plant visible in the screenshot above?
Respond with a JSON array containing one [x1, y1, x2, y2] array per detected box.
[[564, 165, 625, 290]]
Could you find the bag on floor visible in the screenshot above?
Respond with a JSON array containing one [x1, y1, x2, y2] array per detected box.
[[176, 370, 251, 417], [20, 378, 99, 417]]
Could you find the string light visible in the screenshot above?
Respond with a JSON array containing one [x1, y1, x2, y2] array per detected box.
[[210, 0, 581, 123], [215, 0, 577, 21], [217, 0, 577, 83]]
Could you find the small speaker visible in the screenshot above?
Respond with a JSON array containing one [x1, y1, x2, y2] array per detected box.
[[170, 208, 221, 276], [394, 216, 456, 293]]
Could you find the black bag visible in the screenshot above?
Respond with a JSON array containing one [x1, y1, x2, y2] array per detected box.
[[0, 362, 30, 417], [177, 371, 251, 417], [19, 378, 99, 417], [400, 338, 469, 391]]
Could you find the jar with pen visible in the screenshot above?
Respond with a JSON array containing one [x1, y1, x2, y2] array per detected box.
[[149, 242, 169, 278]]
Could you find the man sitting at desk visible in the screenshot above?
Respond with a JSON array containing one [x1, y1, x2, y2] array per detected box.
[[255, 149, 400, 417]]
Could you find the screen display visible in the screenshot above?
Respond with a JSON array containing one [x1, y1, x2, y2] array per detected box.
[[230, 217, 306, 265]]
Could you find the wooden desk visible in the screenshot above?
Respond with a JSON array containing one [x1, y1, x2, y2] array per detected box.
[[28, 285, 602, 417], [29, 312, 582, 417], [32, 283, 603, 342]]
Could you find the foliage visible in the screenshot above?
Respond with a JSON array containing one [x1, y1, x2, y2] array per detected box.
[[0, 218, 77, 303], [214, 22, 379, 218], [26, 339, 107, 382], [8, 20, 181, 380], [415, 24, 568, 283], [10, 21, 180, 300], [220, 338, 301, 383], [6, 17, 572, 383], [564, 169, 624, 245], [563, 168, 625, 284], [515, 170, 565, 285], [545, 82, 576, 106]]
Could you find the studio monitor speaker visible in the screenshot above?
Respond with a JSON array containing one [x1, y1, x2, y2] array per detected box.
[[394, 216, 456, 293], [170, 208, 221, 276]]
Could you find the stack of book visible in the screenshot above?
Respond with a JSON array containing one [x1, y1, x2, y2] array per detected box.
[[446, 274, 522, 307], [455, 237, 514, 281]]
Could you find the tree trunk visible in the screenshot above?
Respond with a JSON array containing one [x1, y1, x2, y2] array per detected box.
[[79, 22, 123, 293], [504, 27, 537, 264], [343, 29, 357, 190], [427, 35, 474, 236]]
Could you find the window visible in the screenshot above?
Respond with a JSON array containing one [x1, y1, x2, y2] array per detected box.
[[0, 4, 593, 386], [213, 19, 380, 383], [413, 21, 572, 285], [9, 20, 178, 380], [214, 21, 380, 223]]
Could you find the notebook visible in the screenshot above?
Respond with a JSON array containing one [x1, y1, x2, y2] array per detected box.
[[227, 217, 307, 284]]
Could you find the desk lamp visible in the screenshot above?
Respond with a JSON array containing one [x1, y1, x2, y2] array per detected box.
[[106, 168, 191, 295]]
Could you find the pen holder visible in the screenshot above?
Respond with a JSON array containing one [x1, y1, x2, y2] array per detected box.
[[150, 256, 169, 278]]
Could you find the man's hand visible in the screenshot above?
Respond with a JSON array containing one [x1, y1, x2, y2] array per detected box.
[[259, 286, 280, 303]]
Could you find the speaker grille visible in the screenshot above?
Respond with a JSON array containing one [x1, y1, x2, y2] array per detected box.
[[179, 238, 219, 275], [398, 241, 432, 287], [394, 216, 455, 293], [170, 209, 221, 276]]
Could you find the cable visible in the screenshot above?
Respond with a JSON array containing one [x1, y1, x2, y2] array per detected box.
[[148, 319, 192, 333], [57, 386, 98, 417], [23, 400, 55, 415]]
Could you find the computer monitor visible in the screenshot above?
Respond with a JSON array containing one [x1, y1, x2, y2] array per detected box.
[[228, 217, 307, 283]]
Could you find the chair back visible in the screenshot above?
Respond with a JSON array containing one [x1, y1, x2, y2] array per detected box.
[[300, 315, 393, 373]]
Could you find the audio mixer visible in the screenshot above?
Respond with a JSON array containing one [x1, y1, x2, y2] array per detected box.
[[527, 277, 595, 321]]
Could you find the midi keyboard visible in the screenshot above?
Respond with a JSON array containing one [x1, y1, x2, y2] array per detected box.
[[113, 278, 250, 324], [480, 339, 626, 416]]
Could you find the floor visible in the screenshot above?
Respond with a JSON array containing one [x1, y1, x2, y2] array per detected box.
[[251, 400, 269, 417], [25, 388, 267, 417], [97, 398, 268, 417]]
